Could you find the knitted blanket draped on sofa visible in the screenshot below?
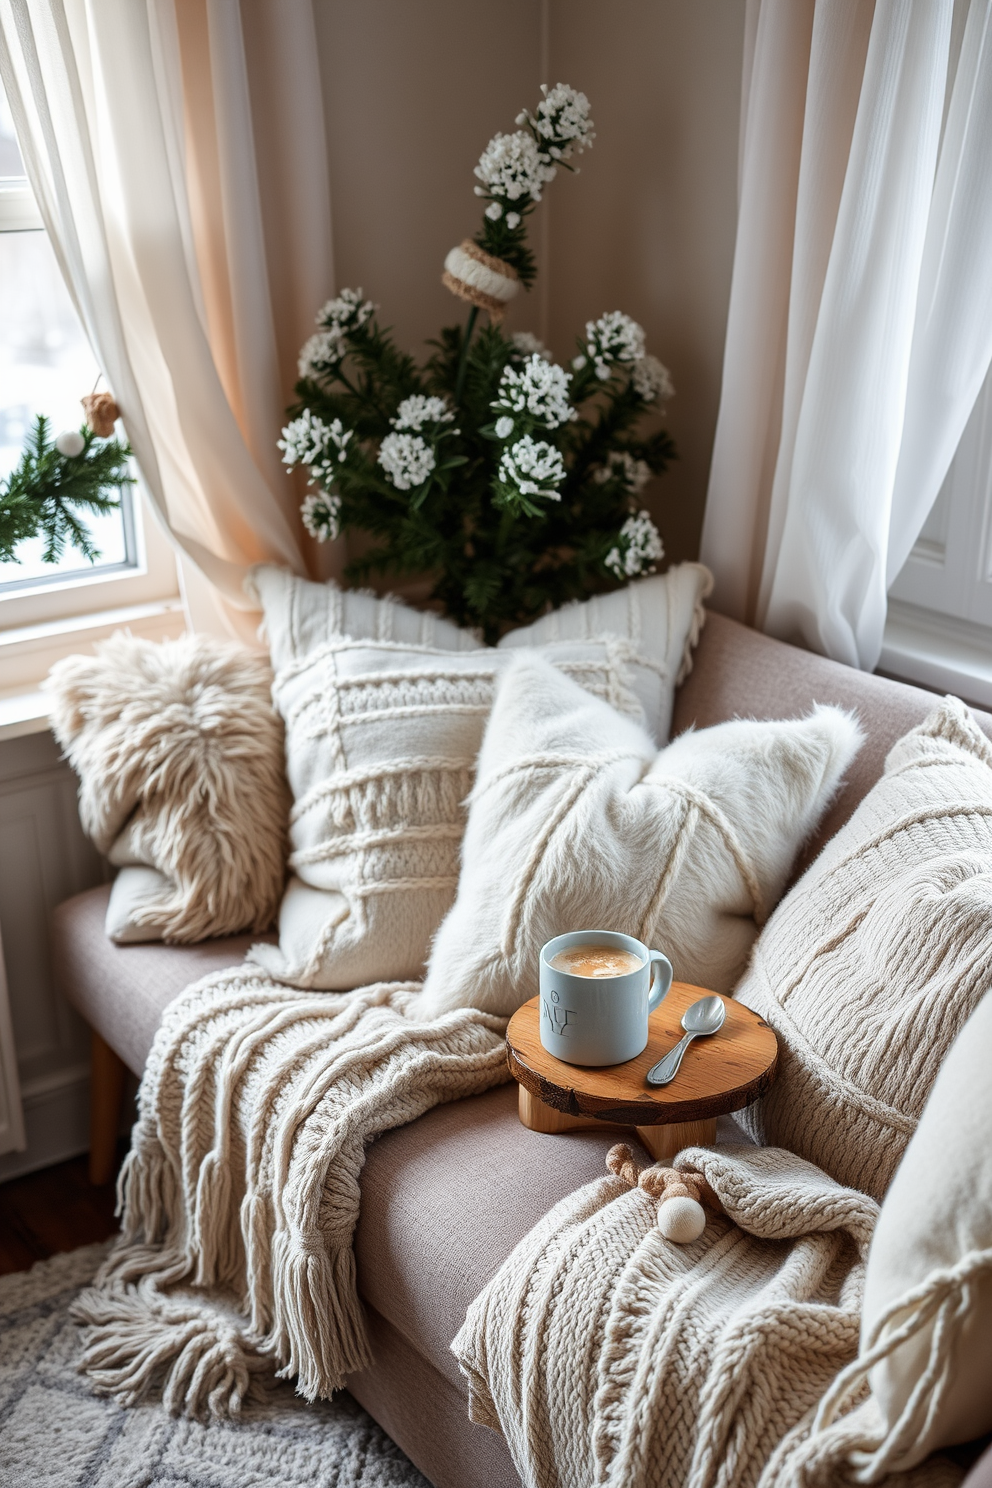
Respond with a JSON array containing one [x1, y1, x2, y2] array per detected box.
[[72, 966, 508, 1416], [452, 1146, 963, 1488]]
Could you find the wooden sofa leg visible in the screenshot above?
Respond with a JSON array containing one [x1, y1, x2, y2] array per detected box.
[[89, 1029, 126, 1186]]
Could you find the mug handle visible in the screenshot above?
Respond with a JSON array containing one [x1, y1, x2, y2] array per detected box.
[[647, 951, 673, 1012]]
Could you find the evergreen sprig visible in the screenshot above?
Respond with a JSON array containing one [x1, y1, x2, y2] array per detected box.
[[0, 415, 133, 566]]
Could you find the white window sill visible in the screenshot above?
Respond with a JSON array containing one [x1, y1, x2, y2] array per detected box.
[[0, 597, 186, 742], [879, 599, 992, 711]]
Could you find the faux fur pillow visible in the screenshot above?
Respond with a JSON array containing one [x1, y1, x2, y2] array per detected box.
[[246, 563, 711, 990], [416, 653, 861, 1020], [47, 633, 289, 943], [735, 697, 992, 1200]]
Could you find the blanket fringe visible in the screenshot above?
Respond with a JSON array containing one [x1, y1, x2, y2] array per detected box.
[[267, 1229, 372, 1398], [116, 1137, 178, 1246], [72, 1269, 271, 1420]]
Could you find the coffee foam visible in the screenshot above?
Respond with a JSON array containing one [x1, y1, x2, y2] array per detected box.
[[549, 944, 643, 979]]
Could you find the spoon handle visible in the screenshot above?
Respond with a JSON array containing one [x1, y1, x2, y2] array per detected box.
[[646, 1031, 697, 1088]]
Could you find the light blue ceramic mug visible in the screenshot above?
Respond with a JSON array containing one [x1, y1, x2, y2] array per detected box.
[[539, 929, 674, 1067]]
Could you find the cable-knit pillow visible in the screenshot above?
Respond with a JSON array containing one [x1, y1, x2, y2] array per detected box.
[[415, 652, 861, 1020], [246, 563, 711, 989], [808, 990, 992, 1478], [735, 697, 992, 1200], [47, 633, 289, 943]]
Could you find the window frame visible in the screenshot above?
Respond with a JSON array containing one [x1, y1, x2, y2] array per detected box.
[[0, 178, 182, 679], [882, 365, 992, 708]]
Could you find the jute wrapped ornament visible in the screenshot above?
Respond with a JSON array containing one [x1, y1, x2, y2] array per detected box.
[[442, 239, 519, 321], [81, 391, 120, 438], [607, 1143, 712, 1243]]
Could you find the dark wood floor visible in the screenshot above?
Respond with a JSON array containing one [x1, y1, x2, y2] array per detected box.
[[0, 1146, 125, 1276]]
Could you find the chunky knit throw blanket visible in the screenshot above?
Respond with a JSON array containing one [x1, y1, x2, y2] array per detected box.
[[72, 966, 508, 1417], [452, 1145, 963, 1488]]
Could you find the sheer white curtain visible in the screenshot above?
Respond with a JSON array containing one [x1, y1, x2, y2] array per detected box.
[[701, 0, 992, 670], [0, 0, 336, 640]]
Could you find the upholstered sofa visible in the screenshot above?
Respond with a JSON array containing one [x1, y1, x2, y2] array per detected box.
[[52, 610, 992, 1488]]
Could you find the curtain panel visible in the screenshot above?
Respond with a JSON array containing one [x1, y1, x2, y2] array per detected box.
[[0, 0, 336, 640], [701, 0, 992, 671]]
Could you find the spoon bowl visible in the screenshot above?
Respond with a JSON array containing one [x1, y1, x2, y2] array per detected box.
[[646, 994, 726, 1087], [682, 995, 726, 1036]]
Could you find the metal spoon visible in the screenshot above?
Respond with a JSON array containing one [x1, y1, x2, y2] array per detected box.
[[645, 995, 727, 1087]]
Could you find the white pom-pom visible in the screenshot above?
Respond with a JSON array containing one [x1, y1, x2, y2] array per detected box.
[[55, 430, 85, 457], [657, 1196, 706, 1244]]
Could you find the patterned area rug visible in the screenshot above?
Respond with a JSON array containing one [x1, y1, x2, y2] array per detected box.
[[0, 1244, 431, 1488]]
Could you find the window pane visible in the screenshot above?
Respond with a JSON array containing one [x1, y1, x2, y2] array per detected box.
[[0, 79, 24, 179], [0, 227, 131, 588]]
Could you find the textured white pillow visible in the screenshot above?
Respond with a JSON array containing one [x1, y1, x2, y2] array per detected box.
[[247, 564, 711, 989], [736, 697, 992, 1200], [416, 652, 861, 1020], [841, 989, 992, 1476]]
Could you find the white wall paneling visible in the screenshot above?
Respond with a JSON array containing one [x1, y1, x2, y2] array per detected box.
[[0, 730, 110, 1180]]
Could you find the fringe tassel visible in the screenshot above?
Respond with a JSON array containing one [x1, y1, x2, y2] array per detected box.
[[192, 1148, 242, 1290], [265, 1229, 371, 1399], [241, 1187, 275, 1336], [116, 1136, 178, 1245]]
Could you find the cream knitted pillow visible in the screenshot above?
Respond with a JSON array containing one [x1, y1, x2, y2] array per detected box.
[[415, 653, 861, 1020], [810, 989, 992, 1478], [247, 563, 711, 989], [736, 697, 992, 1200], [47, 633, 289, 943]]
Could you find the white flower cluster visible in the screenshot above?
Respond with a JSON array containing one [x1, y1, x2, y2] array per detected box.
[[317, 287, 376, 335], [278, 410, 352, 469], [578, 311, 647, 381], [378, 432, 435, 491], [297, 289, 376, 378], [510, 331, 552, 362], [632, 354, 675, 404], [298, 330, 343, 380], [492, 354, 575, 431], [301, 491, 342, 543], [594, 450, 652, 495], [529, 84, 595, 160], [498, 435, 566, 502], [474, 131, 556, 215], [391, 395, 454, 432], [605, 510, 664, 579]]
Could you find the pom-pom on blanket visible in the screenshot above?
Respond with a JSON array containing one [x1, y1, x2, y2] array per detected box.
[[72, 967, 508, 1416]]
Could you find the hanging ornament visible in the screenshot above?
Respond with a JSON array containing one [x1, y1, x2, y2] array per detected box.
[[54, 430, 86, 458], [81, 391, 121, 438], [442, 239, 519, 322]]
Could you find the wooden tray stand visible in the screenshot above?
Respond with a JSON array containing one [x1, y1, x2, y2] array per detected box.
[[507, 982, 778, 1163]]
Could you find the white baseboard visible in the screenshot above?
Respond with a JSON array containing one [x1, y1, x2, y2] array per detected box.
[[0, 1068, 90, 1182], [0, 1065, 136, 1183]]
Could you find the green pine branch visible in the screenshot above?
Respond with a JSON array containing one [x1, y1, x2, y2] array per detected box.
[[0, 415, 134, 566]]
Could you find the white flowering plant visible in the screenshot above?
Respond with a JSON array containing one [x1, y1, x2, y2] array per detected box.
[[281, 85, 675, 640]]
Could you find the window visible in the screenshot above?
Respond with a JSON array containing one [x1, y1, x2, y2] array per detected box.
[[0, 81, 181, 708], [883, 366, 992, 708]]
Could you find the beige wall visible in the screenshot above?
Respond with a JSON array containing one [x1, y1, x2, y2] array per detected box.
[[316, 0, 745, 565]]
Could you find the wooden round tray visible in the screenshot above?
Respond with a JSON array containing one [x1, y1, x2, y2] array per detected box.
[[507, 982, 778, 1129]]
